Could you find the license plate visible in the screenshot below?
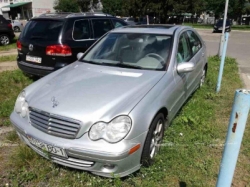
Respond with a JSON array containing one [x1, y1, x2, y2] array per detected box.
[[26, 55, 42, 63], [27, 135, 67, 158]]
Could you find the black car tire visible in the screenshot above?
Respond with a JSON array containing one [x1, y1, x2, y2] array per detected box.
[[141, 113, 165, 167], [200, 66, 207, 87], [0, 34, 10, 46], [14, 26, 20, 32]]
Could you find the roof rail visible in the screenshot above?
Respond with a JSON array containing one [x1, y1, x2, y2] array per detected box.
[[66, 12, 114, 18], [38, 12, 73, 18], [38, 12, 114, 19]]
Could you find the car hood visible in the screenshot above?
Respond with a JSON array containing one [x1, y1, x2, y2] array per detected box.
[[27, 62, 165, 135]]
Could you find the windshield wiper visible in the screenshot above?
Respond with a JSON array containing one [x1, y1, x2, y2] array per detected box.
[[101, 62, 142, 69]]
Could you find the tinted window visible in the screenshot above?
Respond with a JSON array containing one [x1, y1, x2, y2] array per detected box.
[[73, 19, 91, 40], [177, 33, 191, 63], [20, 20, 63, 42], [112, 19, 127, 28], [186, 30, 202, 55], [92, 19, 113, 38], [217, 20, 231, 25]]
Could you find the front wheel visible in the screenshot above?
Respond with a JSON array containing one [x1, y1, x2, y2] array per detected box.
[[141, 113, 165, 166], [200, 68, 207, 87]]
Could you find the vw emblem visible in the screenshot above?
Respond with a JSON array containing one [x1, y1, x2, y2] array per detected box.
[[51, 97, 59, 108], [29, 44, 33, 51]]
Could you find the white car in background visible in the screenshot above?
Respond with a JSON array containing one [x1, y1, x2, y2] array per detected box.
[[122, 17, 136, 25], [7, 19, 24, 32]]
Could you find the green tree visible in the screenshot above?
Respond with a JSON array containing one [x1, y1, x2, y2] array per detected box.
[[102, 0, 123, 15], [77, 0, 99, 12], [54, 0, 99, 12], [54, 0, 80, 12]]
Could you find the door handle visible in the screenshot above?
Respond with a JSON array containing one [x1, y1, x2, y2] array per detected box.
[[202, 52, 205, 57]]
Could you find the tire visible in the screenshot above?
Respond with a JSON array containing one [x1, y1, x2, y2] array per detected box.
[[200, 67, 207, 87], [141, 113, 165, 167], [0, 34, 10, 46], [14, 26, 20, 32]]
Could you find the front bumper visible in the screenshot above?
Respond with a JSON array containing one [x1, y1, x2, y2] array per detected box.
[[10, 112, 147, 177], [213, 27, 231, 32]]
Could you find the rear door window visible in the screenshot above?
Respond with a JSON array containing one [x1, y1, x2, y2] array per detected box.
[[20, 20, 63, 42], [73, 19, 91, 40], [91, 19, 113, 38]]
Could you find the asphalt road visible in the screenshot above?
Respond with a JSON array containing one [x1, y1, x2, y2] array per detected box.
[[197, 29, 250, 89]]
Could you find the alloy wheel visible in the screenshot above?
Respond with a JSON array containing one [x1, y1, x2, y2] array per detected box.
[[200, 69, 206, 87], [149, 119, 163, 159], [0, 35, 10, 45]]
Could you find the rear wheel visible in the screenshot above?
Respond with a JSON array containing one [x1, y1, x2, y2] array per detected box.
[[14, 26, 20, 32], [141, 113, 165, 166], [0, 34, 10, 46]]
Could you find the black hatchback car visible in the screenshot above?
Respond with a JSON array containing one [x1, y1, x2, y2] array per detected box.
[[213, 19, 231, 33], [0, 15, 15, 45], [17, 12, 127, 76]]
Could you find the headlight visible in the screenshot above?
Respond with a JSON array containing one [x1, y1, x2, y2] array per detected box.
[[89, 116, 132, 143], [14, 91, 29, 118]]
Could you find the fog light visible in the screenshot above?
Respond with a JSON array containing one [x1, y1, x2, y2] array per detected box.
[[103, 163, 115, 170]]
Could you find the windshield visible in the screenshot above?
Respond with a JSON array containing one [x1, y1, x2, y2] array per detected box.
[[82, 33, 172, 70], [217, 20, 231, 25], [20, 20, 63, 41]]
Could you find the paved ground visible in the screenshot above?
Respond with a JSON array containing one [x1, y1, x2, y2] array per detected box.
[[197, 29, 250, 89]]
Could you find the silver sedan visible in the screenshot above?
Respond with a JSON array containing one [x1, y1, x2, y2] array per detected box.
[[10, 25, 207, 177]]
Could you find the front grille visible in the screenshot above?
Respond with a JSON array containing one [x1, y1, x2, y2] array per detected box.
[[29, 107, 81, 139]]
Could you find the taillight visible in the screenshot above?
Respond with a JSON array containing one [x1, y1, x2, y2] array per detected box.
[[17, 40, 21, 50], [46, 45, 72, 56], [8, 23, 12, 29]]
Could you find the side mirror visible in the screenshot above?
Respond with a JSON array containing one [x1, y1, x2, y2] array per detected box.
[[77, 52, 84, 60], [177, 62, 195, 74]]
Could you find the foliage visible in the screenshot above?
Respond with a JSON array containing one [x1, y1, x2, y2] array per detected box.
[[54, 0, 100, 12], [54, 0, 80, 12], [102, 0, 250, 23]]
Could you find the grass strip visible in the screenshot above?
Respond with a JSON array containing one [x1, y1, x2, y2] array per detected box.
[[0, 55, 17, 63], [0, 37, 17, 51]]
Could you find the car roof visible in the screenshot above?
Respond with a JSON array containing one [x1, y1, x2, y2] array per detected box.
[[111, 25, 188, 35], [33, 12, 115, 20]]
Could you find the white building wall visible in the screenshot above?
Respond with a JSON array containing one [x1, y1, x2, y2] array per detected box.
[[32, 0, 55, 17], [0, 0, 11, 16]]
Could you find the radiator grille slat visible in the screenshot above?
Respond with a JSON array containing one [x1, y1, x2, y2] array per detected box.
[[29, 107, 81, 139]]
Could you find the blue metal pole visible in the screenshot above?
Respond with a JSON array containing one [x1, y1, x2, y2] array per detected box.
[[216, 32, 229, 93], [216, 89, 250, 187]]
